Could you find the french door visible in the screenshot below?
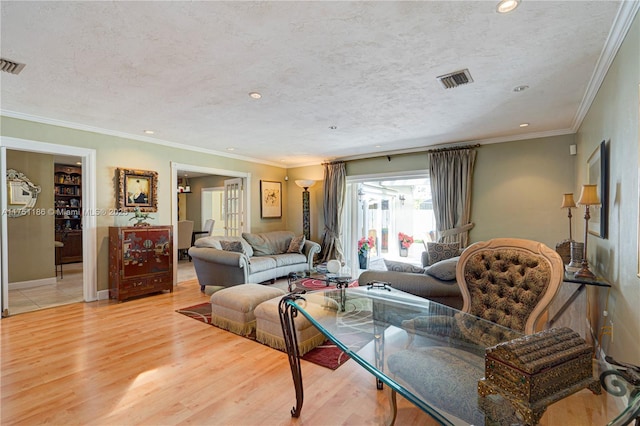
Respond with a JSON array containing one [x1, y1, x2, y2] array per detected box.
[[224, 178, 244, 236]]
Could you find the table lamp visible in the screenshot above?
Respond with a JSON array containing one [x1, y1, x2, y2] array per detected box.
[[560, 193, 576, 240], [575, 184, 600, 279]]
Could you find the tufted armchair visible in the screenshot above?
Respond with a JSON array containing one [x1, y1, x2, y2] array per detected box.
[[387, 238, 564, 424], [456, 237, 564, 335]]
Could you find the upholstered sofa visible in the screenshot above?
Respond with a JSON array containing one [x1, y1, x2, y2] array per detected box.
[[358, 242, 464, 309], [188, 231, 321, 291]]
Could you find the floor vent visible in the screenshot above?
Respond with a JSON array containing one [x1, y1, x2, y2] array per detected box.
[[437, 68, 473, 89], [1, 58, 26, 75]]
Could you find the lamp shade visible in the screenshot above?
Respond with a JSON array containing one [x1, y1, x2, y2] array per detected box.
[[560, 193, 576, 209], [295, 179, 316, 189], [577, 184, 601, 206]]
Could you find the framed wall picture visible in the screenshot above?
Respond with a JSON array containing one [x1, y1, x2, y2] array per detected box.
[[587, 140, 608, 238], [260, 180, 282, 218], [117, 168, 158, 212]]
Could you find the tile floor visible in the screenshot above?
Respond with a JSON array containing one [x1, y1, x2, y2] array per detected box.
[[7, 259, 198, 316], [8, 262, 84, 315]]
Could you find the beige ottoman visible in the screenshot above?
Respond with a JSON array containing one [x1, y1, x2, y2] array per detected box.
[[254, 295, 329, 356], [210, 284, 286, 337]]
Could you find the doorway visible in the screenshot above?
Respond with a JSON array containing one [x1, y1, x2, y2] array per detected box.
[[1, 137, 98, 317], [170, 162, 251, 285]]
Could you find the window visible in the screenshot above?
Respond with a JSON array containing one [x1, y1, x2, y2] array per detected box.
[[343, 174, 436, 272]]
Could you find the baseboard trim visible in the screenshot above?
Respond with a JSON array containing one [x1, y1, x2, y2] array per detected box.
[[97, 289, 110, 300], [9, 277, 57, 290]]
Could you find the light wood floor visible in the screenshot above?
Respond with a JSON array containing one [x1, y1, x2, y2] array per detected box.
[[1, 280, 624, 425]]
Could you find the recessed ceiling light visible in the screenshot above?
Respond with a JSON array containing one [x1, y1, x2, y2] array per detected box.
[[520, 123, 529, 127], [249, 92, 262, 99], [496, 0, 520, 14], [143, 130, 155, 134], [513, 85, 529, 92], [226, 147, 235, 151]]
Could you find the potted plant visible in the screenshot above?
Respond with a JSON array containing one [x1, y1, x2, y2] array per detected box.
[[398, 232, 414, 257], [357, 236, 375, 269]]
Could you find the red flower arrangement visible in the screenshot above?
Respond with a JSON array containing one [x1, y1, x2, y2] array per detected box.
[[398, 232, 414, 248], [358, 236, 375, 255]]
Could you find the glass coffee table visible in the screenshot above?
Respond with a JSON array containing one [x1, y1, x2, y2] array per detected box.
[[286, 270, 354, 292], [279, 284, 528, 425]]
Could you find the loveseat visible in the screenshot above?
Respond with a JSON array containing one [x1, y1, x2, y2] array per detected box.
[[357, 242, 464, 309], [189, 231, 321, 291]]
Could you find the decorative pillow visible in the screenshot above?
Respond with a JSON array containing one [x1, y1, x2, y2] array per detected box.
[[287, 234, 305, 253], [383, 259, 425, 274], [425, 256, 459, 281], [427, 242, 460, 265], [220, 240, 244, 253]]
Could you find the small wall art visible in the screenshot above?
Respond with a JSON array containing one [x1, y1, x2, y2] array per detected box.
[[587, 140, 608, 238], [117, 168, 158, 212], [260, 180, 281, 218]]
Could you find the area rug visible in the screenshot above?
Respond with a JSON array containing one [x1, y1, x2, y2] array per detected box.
[[176, 302, 351, 370]]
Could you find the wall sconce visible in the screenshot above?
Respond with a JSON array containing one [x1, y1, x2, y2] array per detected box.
[[295, 179, 316, 240], [399, 195, 406, 206], [575, 184, 600, 279]]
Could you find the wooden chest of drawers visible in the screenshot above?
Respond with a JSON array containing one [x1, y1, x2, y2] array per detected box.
[[109, 226, 173, 302]]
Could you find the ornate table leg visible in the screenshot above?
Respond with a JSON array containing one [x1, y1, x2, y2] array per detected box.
[[279, 294, 306, 417]]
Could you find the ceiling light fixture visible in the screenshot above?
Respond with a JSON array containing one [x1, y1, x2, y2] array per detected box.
[[249, 92, 262, 99], [226, 147, 235, 151], [520, 123, 529, 127], [513, 85, 529, 92], [496, 0, 520, 14], [329, 126, 337, 130], [143, 130, 155, 134]]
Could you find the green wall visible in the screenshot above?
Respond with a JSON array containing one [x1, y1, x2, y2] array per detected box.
[[575, 11, 639, 363], [6, 150, 55, 283]]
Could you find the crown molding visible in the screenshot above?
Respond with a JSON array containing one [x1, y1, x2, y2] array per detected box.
[[334, 128, 575, 163], [0, 110, 286, 169], [571, 0, 640, 131]]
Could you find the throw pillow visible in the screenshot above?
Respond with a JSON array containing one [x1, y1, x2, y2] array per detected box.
[[427, 242, 460, 265], [287, 234, 305, 253], [220, 240, 244, 253], [383, 259, 425, 274], [425, 256, 460, 281]]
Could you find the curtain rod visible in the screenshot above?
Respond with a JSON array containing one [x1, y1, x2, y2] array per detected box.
[[321, 160, 345, 166], [426, 144, 481, 154]]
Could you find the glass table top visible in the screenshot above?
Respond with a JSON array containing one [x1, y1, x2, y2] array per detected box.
[[283, 285, 525, 425]]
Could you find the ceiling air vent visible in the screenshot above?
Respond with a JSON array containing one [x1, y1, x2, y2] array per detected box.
[[437, 68, 473, 89], [0, 58, 26, 75]]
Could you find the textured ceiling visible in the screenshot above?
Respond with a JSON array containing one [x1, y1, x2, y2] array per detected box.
[[0, 1, 630, 166]]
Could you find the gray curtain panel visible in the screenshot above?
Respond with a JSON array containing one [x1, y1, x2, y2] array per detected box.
[[428, 148, 477, 248], [319, 161, 346, 263]]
